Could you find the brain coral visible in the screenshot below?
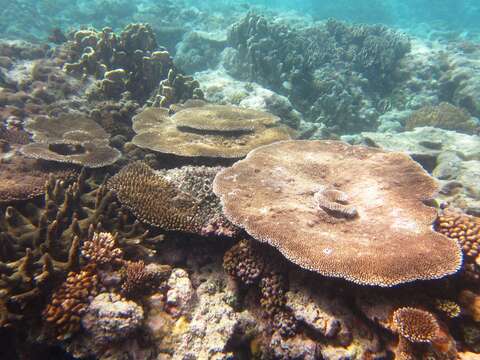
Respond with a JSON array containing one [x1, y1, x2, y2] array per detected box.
[[213, 140, 462, 286], [131, 102, 294, 158]]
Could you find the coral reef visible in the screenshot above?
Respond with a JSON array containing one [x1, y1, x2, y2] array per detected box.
[[223, 239, 264, 285], [354, 126, 480, 214], [213, 140, 462, 286], [225, 13, 410, 134], [108, 161, 237, 236], [405, 102, 478, 133], [392, 307, 440, 343], [81, 232, 123, 266], [131, 101, 294, 158]]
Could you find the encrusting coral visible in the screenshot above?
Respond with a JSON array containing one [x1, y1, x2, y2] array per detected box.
[[405, 102, 478, 134], [213, 140, 462, 286], [131, 101, 294, 159], [108, 161, 237, 236]]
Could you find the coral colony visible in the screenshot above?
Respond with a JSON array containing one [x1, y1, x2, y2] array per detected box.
[[2, 0, 480, 359]]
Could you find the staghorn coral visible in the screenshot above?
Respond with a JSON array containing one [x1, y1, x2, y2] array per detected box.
[[405, 102, 478, 134], [392, 307, 440, 343], [42, 263, 100, 340], [131, 102, 294, 159], [223, 239, 264, 285], [213, 140, 462, 286], [81, 232, 123, 266]]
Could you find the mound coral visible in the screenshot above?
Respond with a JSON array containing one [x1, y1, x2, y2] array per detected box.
[[108, 161, 237, 236], [213, 140, 462, 286], [21, 113, 120, 168], [131, 101, 294, 158], [405, 102, 477, 134]]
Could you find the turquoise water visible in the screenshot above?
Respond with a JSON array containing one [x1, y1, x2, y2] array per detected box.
[[2, 1, 480, 359]]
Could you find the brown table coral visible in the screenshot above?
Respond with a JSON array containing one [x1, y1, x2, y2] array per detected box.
[[213, 140, 462, 286], [20, 113, 120, 168], [131, 102, 294, 158]]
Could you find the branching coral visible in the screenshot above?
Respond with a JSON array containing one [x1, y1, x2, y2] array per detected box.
[[81, 232, 123, 266], [120, 260, 170, 299], [214, 140, 462, 286]]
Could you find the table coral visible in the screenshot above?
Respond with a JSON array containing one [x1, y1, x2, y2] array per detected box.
[[131, 101, 294, 158], [213, 140, 462, 286]]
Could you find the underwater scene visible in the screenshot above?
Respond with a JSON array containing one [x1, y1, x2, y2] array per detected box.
[[2, 0, 480, 359]]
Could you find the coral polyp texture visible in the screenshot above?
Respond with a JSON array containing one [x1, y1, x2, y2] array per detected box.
[[223, 239, 264, 285], [213, 140, 462, 286], [108, 161, 237, 236], [131, 101, 294, 158], [81, 232, 123, 266], [392, 307, 440, 343]]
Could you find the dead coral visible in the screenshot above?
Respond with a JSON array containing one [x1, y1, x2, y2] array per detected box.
[[131, 102, 294, 158], [405, 102, 478, 134], [42, 263, 100, 340], [213, 140, 462, 286]]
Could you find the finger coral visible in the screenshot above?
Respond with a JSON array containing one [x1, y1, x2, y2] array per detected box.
[[131, 102, 294, 158], [213, 140, 462, 286]]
